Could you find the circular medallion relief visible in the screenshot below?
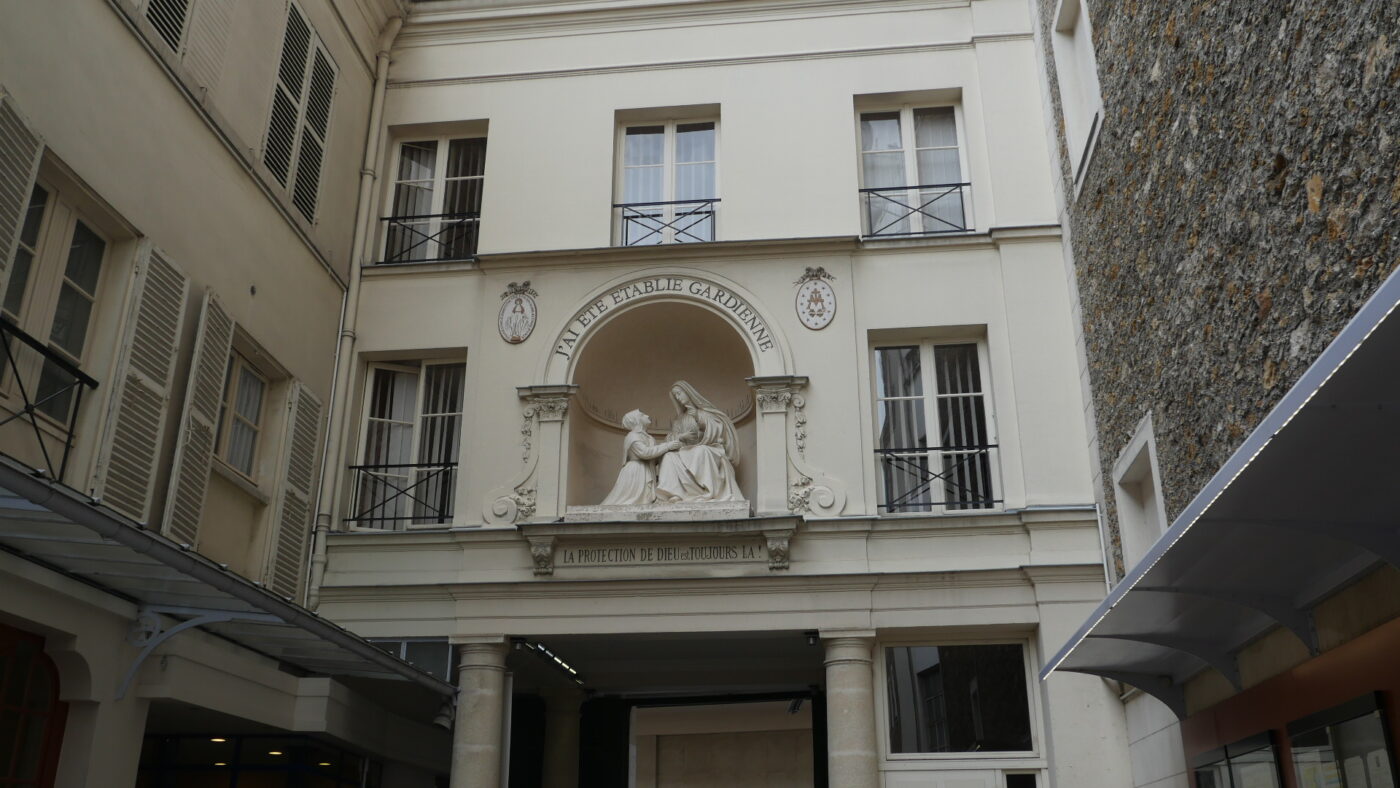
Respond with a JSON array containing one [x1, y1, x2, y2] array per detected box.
[[795, 278, 837, 330], [498, 293, 538, 344]]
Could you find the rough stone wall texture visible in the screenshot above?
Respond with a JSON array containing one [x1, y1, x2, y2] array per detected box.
[[1036, 0, 1400, 576]]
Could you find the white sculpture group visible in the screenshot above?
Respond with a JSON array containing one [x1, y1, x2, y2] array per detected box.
[[600, 381, 746, 505]]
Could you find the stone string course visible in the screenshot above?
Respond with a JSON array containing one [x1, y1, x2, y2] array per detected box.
[[1037, 0, 1400, 575]]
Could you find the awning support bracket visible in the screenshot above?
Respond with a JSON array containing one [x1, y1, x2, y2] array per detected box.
[[1085, 633, 1243, 690], [1136, 586, 1321, 656], [118, 605, 283, 700]]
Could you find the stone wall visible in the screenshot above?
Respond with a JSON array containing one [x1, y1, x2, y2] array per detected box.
[[1037, 0, 1400, 574]]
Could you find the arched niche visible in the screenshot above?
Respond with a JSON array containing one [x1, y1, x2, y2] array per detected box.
[[567, 301, 757, 507]]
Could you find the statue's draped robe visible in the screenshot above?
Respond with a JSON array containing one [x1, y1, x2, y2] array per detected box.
[[600, 431, 671, 505], [656, 410, 743, 502]]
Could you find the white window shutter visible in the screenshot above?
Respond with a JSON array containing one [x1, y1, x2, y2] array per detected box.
[[162, 290, 233, 546], [0, 94, 44, 296], [266, 381, 322, 600], [182, 0, 233, 95], [91, 243, 190, 522]]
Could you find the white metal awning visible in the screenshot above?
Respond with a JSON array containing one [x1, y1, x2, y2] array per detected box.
[[0, 456, 456, 699], [1041, 269, 1400, 718]]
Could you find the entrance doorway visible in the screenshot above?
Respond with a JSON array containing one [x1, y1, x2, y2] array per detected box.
[[632, 700, 814, 788], [0, 622, 68, 788]]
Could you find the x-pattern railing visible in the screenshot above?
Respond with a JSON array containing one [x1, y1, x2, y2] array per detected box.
[[378, 212, 480, 264], [875, 443, 998, 512], [860, 183, 972, 237], [615, 198, 718, 245], [0, 317, 99, 482], [347, 462, 457, 528]]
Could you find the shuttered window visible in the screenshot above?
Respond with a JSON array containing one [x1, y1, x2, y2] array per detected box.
[[267, 382, 322, 599], [144, 0, 191, 52], [138, 0, 232, 96], [214, 353, 267, 478], [163, 292, 234, 545], [265, 3, 337, 223], [0, 96, 45, 298], [92, 245, 190, 522]]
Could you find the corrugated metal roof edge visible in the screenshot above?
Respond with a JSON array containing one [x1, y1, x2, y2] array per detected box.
[[0, 455, 457, 698]]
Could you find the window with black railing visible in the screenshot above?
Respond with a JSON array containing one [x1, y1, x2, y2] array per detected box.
[[859, 106, 973, 237], [347, 361, 464, 528], [615, 121, 718, 245], [875, 343, 999, 513], [0, 317, 99, 482], [378, 137, 485, 264]]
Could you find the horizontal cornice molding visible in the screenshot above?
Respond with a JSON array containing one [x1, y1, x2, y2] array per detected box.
[[399, 0, 970, 46], [387, 35, 1033, 87]]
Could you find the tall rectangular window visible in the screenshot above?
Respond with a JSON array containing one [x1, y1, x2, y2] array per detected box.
[[264, 3, 337, 222], [616, 120, 717, 245], [1052, 0, 1105, 181], [352, 361, 465, 528], [2, 182, 109, 423], [214, 353, 268, 479], [874, 342, 997, 513], [858, 106, 970, 236], [381, 137, 486, 263], [885, 644, 1033, 754]]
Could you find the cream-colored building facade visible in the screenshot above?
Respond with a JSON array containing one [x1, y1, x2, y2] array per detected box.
[[0, 1, 1134, 787], [314, 1, 1133, 787]]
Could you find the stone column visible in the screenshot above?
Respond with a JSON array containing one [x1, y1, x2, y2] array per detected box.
[[822, 634, 879, 788], [541, 688, 584, 788], [519, 385, 578, 521], [747, 375, 809, 516], [452, 639, 509, 788]]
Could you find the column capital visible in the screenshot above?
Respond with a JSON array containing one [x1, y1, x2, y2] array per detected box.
[[746, 375, 810, 413], [455, 640, 508, 671], [821, 634, 875, 667], [518, 384, 579, 422]]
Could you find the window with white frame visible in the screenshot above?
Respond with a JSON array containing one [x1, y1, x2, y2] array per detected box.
[[264, 2, 336, 223], [1052, 0, 1105, 182], [885, 644, 1034, 754], [2, 181, 110, 423], [214, 352, 268, 479], [351, 361, 465, 528], [873, 342, 998, 513], [615, 120, 718, 245], [381, 137, 486, 264], [858, 106, 972, 236]]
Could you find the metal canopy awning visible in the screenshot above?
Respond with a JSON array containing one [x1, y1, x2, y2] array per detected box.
[[0, 456, 455, 700], [1042, 270, 1400, 718]]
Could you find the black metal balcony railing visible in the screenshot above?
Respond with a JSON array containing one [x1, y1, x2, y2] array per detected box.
[[0, 317, 99, 482], [377, 212, 480, 264], [346, 462, 457, 528], [615, 198, 718, 246], [875, 443, 999, 513], [860, 183, 973, 237]]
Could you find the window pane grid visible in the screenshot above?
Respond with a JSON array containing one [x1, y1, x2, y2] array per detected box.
[[618, 122, 717, 245]]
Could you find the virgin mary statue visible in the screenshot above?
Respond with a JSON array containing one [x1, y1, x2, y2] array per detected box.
[[655, 381, 746, 503]]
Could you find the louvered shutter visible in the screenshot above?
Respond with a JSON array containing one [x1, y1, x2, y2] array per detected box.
[[182, 0, 233, 95], [91, 244, 190, 522], [291, 46, 335, 221], [267, 382, 321, 599], [265, 4, 312, 186], [144, 0, 192, 52], [162, 291, 233, 546], [0, 95, 44, 296]]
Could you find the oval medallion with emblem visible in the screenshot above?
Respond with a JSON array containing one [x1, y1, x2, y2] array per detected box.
[[795, 276, 837, 330], [498, 282, 539, 344]]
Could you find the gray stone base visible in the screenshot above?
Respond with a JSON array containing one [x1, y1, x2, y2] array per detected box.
[[564, 501, 751, 522]]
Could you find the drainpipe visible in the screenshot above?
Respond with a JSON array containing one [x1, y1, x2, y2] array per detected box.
[[308, 14, 403, 608]]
